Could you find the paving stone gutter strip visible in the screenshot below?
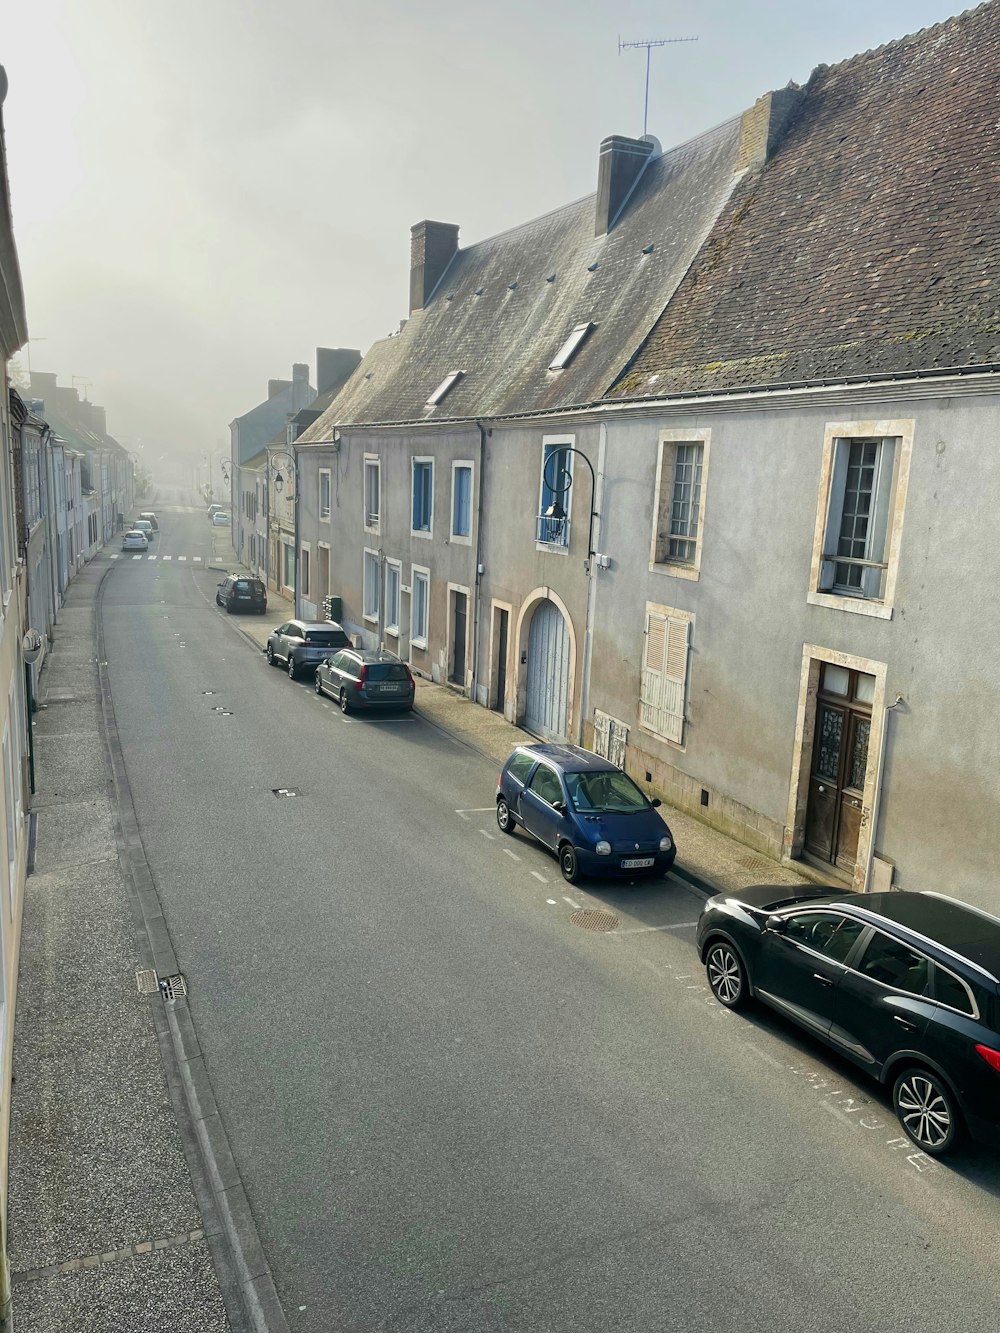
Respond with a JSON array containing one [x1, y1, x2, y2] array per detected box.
[[94, 561, 290, 1333]]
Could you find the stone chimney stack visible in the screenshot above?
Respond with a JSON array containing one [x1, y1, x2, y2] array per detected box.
[[316, 347, 362, 397], [737, 85, 804, 172], [595, 135, 656, 237], [409, 221, 459, 313]]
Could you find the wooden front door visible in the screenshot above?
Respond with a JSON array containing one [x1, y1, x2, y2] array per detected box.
[[804, 665, 875, 876]]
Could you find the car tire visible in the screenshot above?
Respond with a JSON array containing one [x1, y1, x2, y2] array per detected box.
[[314, 674, 323, 696], [215, 594, 222, 606], [266, 645, 276, 666], [559, 843, 580, 884], [892, 1066, 963, 1156], [339, 689, 351, 715], [496, 798, 517, 835], [287, 656, 297, 679], [705, 939, 751, 1010]]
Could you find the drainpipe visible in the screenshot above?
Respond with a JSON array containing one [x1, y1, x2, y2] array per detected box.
[[470, 422, 488, 703], [862, 692, 904, 893], [577, 422, 607, 746]]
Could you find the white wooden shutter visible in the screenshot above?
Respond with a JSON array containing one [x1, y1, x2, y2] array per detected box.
[[592, 709, 611, 759], [640, 610, 689, 743]]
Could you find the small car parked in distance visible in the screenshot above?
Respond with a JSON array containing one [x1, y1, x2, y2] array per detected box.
[[697, 885, 1000, 1156], [266, 620, 352, 678], [496, 743, 676, 884], [121, 529, 149, 550], [133, 518, 155, 542], [207, 503, 225, 519], [211, 510, 231, 526], [315, 648, 415, 713], [216, 574, 267, 614], [138, 511, 159, 532]]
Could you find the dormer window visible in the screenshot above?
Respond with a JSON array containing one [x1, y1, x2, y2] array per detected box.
[[427, 371, 464, 406], [549, 322, 594, 371]]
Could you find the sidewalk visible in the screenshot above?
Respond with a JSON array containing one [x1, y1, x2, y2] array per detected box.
[[216, 542, 811, 898], [8, 556, 234, 1331]]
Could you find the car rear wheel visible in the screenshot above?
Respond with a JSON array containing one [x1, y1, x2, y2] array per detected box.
[[339, 689, 351, 715], [496, 798, 516, 835], [892, 1067, 963, 1156], [706, 940, 750, 1009], [559, 843, 579, 883], [287, 656, 297, 679], [266, 645, 276, 665]]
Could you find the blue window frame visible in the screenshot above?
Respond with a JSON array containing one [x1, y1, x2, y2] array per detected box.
[[452, 464, 472, 538], [412, 459, 433, 534]]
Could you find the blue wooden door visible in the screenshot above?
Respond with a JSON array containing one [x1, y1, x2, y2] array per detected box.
[[525, 599, 571, 740]]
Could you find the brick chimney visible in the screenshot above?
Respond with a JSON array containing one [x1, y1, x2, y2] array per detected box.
[[410, 221, 459, 313], [316, 347, 362, 397], [595, 135, 655, 237], [737, 85, 804, 171]]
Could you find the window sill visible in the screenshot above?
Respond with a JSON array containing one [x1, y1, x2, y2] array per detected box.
[[411, 636, 428, 650], [648, 560, 700, 582], [363, 613, 379, 624], [411, 529, 433, 540], [385, 626, 399, 638], [535, 542, 569, 556], [637, 720, 687, 753], [320, 512, 332, 523], [806, 590, 893, 621], [450, 533, 473, 546]]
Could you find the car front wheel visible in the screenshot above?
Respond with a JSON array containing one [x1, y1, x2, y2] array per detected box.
[[266, 645, 275, 665], [559, 844, 579, 883], [892, 1067, 963, 1156], [706, 940, 750, 1009], [496, 798, 516, 835]]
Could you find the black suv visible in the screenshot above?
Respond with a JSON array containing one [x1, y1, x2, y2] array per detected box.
[[216, 575, 267, 614], [697, 886, 1000, 1156]]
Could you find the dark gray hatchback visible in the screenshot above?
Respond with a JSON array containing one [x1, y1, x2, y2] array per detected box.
[[698, 885, 1000, 1156], [315, 649, 414, 713]]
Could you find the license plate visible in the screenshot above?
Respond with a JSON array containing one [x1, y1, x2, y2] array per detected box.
[[621, 856, 654, 869], [376, 683, 404, 693]]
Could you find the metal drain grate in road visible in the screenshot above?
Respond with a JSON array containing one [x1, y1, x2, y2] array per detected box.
[[570, 909, 620, 933], [159, 975, 187, 1002], [135, 969, 158, 995], [736, 854, 770, 871], [272, 788, 300, 798]]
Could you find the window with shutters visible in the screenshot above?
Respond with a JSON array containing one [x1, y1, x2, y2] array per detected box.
[[639, 603, 693, 746], [650, 429, 710, 580], [363, 548, 380, 621], [808, 420, 913, 621]]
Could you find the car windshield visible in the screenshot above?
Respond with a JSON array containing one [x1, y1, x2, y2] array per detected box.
[[564, 770, 650, 814], [304, 630, 348, 646], [366, 663, 408, 681]]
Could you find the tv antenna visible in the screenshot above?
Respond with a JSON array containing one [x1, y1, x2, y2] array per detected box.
[[619, 35, 699, 138], [72, 375, 93, 400]]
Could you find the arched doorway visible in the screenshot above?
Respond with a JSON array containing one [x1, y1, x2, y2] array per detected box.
[[525, 599, 571, 740]]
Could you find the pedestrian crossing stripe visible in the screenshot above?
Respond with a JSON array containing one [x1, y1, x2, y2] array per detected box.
[[178, 556, 186, 562], [162, 555, 172, 561], [111, 552, 207, 562]]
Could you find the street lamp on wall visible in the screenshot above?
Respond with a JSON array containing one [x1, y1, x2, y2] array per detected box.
[[542, 445, 599, 572]]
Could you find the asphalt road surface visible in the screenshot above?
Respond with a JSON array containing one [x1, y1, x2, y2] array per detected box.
[[99, 487, 1000, 1333]]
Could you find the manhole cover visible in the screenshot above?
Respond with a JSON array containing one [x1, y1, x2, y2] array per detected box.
[[135, 968, 158, 994], [159, 974, 187, 1002], [736, 854, 770, 871], [570, 909, 620, 933], [272, 788, 300, 798]]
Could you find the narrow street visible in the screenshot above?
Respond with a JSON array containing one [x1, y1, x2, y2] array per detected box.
[[95, 490, 1000, 1333]]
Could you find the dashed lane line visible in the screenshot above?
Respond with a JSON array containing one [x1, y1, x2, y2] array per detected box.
[[531, 871, 549, 884], [502, 848, 521, 861]]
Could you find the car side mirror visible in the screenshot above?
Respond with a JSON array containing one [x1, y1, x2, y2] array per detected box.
[[650, 797, 662, 808], [765, 915, 787, 934], [552, 800, 566, 814]]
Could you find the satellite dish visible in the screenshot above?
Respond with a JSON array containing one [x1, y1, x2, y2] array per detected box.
[[22, 629, 43, 665]]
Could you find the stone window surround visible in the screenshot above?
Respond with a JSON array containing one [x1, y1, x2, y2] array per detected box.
[[649, 428, 711, 582], [807, 417, 914, 621]]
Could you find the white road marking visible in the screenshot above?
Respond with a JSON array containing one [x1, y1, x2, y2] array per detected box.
[[502, 848, 521, 861], [562, 895, 581, 908], [193, 556, 202, 562], [613, 921, 699, 935], [479, 829, 495, 841], [132, 554, 142, 560], [178, 556, 187, 562], [162, 555, 172, 561], [148, 554, 157, 561], [531, 871, 548, 883], [110, 554, 120, 559], [456, 808, 495, 817]]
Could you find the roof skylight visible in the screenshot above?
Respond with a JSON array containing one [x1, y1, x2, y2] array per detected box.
[[426, 371, 464, 406], [549, 322, 595, 371]]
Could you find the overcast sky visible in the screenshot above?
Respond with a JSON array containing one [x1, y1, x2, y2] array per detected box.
[[3, 0, 973, 466]]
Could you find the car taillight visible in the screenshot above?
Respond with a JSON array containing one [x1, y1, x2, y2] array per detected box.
[[404, 664, 414, 685], [358, 666, 367, 686], [975, 1044, 1000, 1074]]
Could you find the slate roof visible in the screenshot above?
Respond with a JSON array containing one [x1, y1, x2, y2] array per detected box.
[[612, 2, 1000, 399], [298, 118, 743, 435]]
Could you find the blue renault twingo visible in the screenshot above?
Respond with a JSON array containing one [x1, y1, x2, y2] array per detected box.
[[496, 743, 676, 883]]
